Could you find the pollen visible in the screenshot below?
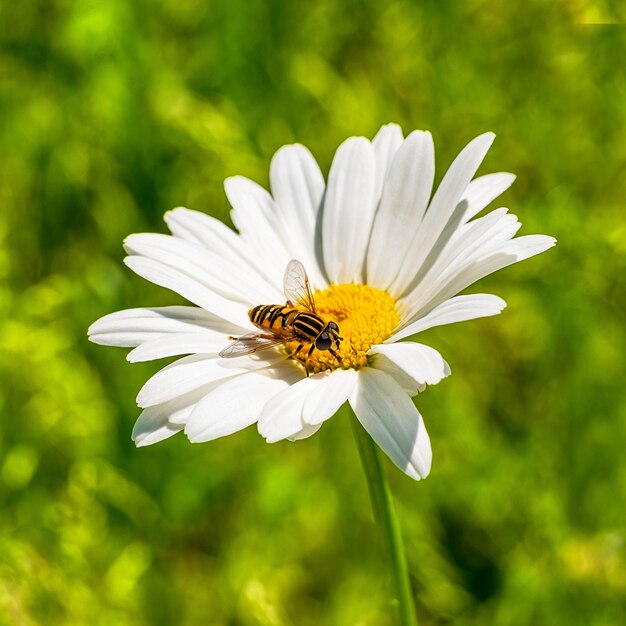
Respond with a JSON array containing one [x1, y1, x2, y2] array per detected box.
[[288, 283, 400, 374]]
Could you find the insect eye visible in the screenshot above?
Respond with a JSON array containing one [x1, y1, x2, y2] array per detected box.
[[315, 334, 332, 350]]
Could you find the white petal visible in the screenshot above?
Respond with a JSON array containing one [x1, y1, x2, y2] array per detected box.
[[88, 306, 241, 347], [124, 233, 269, 305], [157, 382, 227, 425], [137, 356, 228, 408], [388, 294, 507, 342], [126, 332, 226, 362], [132, 408, 184, 447], [399, 208, 517, 319], [302, 368, 358, 426], [322, 137, 377, 284], [258, 373, 328, 443], [406, 234, 556, 319], [439, 234, 557, 300], [369, 353, 426, 396], [270, 144, 326, 287], [132, 381, 227, 445], [124, 256, 251, 329], [409, 175, 518, 291], [369, 342, 450, 386], [258, 369, 355, 443], [224, 176, 293, 285], [185, 369, 295, 443], [372, 123, 404, 199], [136, 353, 287, 408], [367, 130, 435, 289], [349, 368, 431, 480], [287, 422, 322, 441], [455, 172, 516, 223], [164, 207, 283, 298], [133, 382, 221, 444], [165, 206, 239, 252], [433, 208, 521, 279], [390, 132, 495, 296]]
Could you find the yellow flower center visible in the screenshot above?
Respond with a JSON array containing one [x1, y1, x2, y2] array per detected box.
[[287, 283, 400, 374]]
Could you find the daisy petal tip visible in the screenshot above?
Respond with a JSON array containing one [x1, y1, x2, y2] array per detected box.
[[182, 412, 215, 443], [379, 121, 402, 131], [135, 390, 150, 409], [125, 348, 144, 363], [257, 427, 279, 445], [520, 234, 557, 258], [430, 363, 451, 386], [405, 128, 433, 142], [492, 295, 507, 312], [375, 122, 403, 137], [342, 135, 372, 150], [466, 131, 496, 154], [183, 430, 205, 444], [163, 207, 187, 225], [169, 205, 189, 214], [132, 421, 181, 447], [187, 436, 206, 444], [406, 439, 433, 480], [223, 175, 245, 195], [257, 416, 288, 444], [271, 142, 306, 159], [406, 459, 431, 481], [182, 419, 199, 441], [255, 420, 271, 441], [86, 318, 115, 346], [122, 232, 144, 248]]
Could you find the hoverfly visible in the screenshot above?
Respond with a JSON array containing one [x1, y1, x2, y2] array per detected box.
[[219, 259, 343, 375]]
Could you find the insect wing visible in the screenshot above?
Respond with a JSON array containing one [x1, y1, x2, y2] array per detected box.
[[283, 259, 317, 313], [219, 331, 293, 358]]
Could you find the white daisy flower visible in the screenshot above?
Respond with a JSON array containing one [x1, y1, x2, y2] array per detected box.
[[88, 124, 555, 480]]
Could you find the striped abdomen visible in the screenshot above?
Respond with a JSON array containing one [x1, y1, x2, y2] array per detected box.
[[249, 304, 325, 342]]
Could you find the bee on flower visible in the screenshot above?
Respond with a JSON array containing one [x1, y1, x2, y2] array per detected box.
[[88, 124, 555, 480], [220, 259, 344, 374]]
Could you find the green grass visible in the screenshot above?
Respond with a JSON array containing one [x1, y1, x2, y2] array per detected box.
[[1, 1, 625, 624]]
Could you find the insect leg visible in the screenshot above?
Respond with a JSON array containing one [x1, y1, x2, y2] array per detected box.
[[228, 333, 274, 341], [291, 343, 305, 359], [304, 344, 316, 377], [329, 348, 342, 365]]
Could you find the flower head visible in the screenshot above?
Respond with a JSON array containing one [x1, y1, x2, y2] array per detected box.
[[88, 124, 555, 480]]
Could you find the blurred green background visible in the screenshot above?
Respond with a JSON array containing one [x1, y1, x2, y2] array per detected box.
[[1, 1, 625, 624]]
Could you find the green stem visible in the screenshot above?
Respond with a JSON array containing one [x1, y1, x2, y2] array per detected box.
[[351, 412, 418, 626]]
